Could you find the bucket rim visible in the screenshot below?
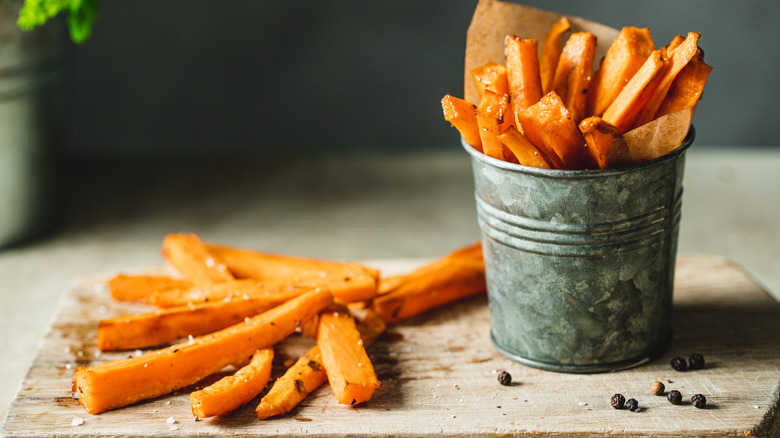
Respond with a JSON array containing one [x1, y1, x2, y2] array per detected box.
[[461, 126, 695, 178]]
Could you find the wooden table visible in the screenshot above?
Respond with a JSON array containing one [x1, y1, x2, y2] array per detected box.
[[2, 255, 778, 437]]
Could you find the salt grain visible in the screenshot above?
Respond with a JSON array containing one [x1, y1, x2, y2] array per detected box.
[[71, 417, 84, 426], [169, 425, 179, 431], [750, 404, 760, 409], [134, 350, 143, 357], [65, 363, 72, 370], [205, 257, 215, 268], [166, 416, 176, 424]]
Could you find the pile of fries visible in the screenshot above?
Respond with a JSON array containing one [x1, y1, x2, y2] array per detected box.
[[442, 18, 712, 170], [72, 233, 486, 419]]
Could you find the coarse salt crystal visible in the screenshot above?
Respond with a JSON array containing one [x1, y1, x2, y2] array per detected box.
[[242, 294, 250, 300], [244, 317, 250, 323], [98, 305, 108, 314], [750, 404, 760, 409], [65, 363, 72, 370], [64, 346, 71, 353], [134, 350, 143, 357], [166, 416, 176, 424], [71, 417, 84, 426], [169, 425, 179, 431], [188, 335, 194, 344], [205, 257, 215, 268]]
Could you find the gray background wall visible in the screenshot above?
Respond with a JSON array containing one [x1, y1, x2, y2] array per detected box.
[[60, 0, 779, 157]]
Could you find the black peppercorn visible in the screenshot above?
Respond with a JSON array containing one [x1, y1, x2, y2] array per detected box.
[[667, 390, 682, 405], [670, 356, 687, 371], [691, 393, 707, 409], [626, 398, 639, 412], [497, 370, 512, 386], [688, 353, 705, 370], [610, 393, 626, 409]]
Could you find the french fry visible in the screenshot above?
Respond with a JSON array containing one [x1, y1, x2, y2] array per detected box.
[[147, 279, 305, 308], [441, 94, 483, 151], [496, 126, 553, 168], [551, 32, 597, 124], [476, 89, 515, 161], [107, 274, 192, 304], [162, 233, 234, 284], [504, 35, 542, 125], [586, 27, 655, 118], [540, 16, 570, 94], [578, 116, 630, 169], [208, 244, 379, 304], [665, 34, 686, 52], [655, 49, 712, 118], [602, 47, 669, 133], [372, 242, 487, 324], [470, 62, 509, 98], [255, 308, 385, 419], [97, 289, 308, 351], [73, 287, 333, 414], [190, 348, 274, 418], [518, 91, 596, 170], [317, 309, 381, 406], [635, 32, 701, 126]]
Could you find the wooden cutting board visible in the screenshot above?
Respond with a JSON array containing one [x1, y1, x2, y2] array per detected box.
[[2, 255, 779, 437]]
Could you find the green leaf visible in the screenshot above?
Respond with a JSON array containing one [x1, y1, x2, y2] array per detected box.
[[67, 0, 99, 43], [16, 0, 100, 44]]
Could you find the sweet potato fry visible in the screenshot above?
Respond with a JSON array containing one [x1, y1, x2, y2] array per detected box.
[[207, 244, 378, 304], [256, 345, 326, 420], [665, 34, 686, 52], [317, 309, 381, 406], [655, 50, 712, 118], [496, 126, 553, 168], [602, 47, 669, 133], [441, 94, 483, 151], [586, 27, 655, 118], [98, 288, 308, 351], [517, 91, 595, 170], [372, 242, 487, 324], [73, 287, 333, 414], [147, 279, 305, 308], [162, 233, 234, 284], [505, 36, 542, 124], [255, 308, 385, 419], [635, 32, 701, 126], [190, 347, 274, 418], [540, 17, 570, 94], [108, 274, 192, 304], [476, 89, 514, 161], [470, 62, 509, 98], [551, 32, 597, 124], [578, 116, 630, 169]]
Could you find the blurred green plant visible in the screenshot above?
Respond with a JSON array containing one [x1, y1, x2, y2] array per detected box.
[[16, 0, 100, 43]]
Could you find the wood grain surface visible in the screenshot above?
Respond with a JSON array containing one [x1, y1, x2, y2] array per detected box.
[[1, 255, 778, 437]]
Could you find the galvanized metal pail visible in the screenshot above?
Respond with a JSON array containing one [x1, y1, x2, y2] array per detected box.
[[463, 130, 694, 373]]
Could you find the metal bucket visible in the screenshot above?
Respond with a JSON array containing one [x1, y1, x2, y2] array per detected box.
[[463, 130, 694, 373]]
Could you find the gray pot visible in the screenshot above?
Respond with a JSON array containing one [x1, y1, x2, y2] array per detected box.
[[0, 1, 64, 247], [463, 130, 694, 373]]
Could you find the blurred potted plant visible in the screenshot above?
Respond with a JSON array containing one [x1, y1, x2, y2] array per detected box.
[[0, 0, 98, 247]]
